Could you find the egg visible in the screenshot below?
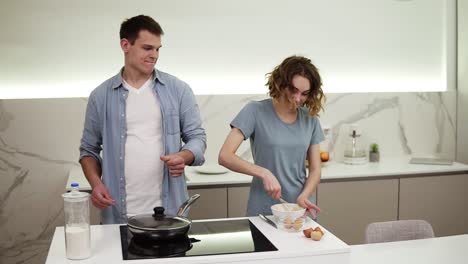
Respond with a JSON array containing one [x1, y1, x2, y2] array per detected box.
[[294, 218, 305, 224], [292, 217, 305, 230], [313, 226, 324, 236], [311, 231, 323, 241], [303, 228, 313, 238], [292, 223, 303, 230], [283, 217, 294, 229]]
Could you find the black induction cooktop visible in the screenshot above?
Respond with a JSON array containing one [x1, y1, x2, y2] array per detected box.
[[120, 218, 278, 260]]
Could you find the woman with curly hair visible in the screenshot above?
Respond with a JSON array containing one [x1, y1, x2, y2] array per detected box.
[[218, 55, 325, 218]]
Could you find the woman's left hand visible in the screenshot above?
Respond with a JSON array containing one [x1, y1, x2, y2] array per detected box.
[[296, 193, 321, 219]]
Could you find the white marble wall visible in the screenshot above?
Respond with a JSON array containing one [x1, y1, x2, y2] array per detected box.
[[199, 92, 457, 164], [0, 91, 456, 263]]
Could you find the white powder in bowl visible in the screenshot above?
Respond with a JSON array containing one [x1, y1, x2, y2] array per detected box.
[[275, 204, 303, 212], [65, 226, 91, 259]]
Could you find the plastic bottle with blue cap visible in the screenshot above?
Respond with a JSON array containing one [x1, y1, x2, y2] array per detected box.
[[62, 183, 91, 259]]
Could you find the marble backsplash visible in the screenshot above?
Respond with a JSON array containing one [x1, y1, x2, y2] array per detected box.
[[0, 91, 457, 263]]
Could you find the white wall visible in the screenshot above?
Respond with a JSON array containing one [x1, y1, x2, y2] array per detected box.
[[457, 0, 468, 163], [0, 0, 456, 98]]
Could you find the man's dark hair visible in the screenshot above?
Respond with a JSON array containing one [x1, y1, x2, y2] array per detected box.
[[120, 15, 164, 44]]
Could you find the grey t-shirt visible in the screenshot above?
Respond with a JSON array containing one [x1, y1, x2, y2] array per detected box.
[[231, 99, 324, 216]]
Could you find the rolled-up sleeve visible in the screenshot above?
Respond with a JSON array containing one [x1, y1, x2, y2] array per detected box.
[[179, 84, 206, 166], [79, 92, 103, 164]]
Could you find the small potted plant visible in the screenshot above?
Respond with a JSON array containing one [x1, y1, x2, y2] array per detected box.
[[369, 143, 380, 162]]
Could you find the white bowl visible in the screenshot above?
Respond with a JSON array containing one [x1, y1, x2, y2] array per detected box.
[[271, 203, 306, 219], [271, 203, 307, 232]]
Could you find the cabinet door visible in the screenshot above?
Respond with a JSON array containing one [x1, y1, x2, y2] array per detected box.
[[317, 179, 398, 245], [188, 188, 227, 220], [227, 186, 250, 217], [90, 205, 101, 225], [227, 187, 316, 218], [399, 174, 468, 236]]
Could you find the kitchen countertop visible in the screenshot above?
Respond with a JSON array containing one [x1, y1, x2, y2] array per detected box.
[[46, 217, 350, 264], [349, 234, 468, 264], [46, 218, 468, 264], [66, 157, 468, 191]]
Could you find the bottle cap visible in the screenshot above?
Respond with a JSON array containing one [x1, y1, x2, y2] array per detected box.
[[63, 183, 89, 199]]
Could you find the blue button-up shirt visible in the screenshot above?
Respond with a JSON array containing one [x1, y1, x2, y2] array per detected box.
[[79, 69, 206, 224]]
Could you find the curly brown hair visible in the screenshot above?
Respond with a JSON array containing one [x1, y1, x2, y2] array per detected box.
[[266, 55, 325, 116]]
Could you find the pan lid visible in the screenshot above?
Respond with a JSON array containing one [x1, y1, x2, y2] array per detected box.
[[128, 207, 191, 231]]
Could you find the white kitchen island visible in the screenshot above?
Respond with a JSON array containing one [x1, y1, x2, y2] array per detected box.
[[350, 234, 468, 264], [46, 218, 468, 264], [46, 217, 350, 264]]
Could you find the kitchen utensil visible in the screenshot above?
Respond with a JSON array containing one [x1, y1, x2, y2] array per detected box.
[[271, 204, 306, 222], [259, 214, 277, 229], [120, 219, 278, 260], [343, 124, 367, 165], [127, 194, 200, 240], [272, 201, 310, 233], [278, 198, 294, 211], [128, 236, 200, 257]]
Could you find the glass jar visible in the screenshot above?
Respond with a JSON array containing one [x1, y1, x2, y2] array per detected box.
[[343, 124, 367, 165]]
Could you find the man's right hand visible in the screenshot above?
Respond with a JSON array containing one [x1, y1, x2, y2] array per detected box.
[[260, 170, 282, 200], [91, 183, 115, 209]]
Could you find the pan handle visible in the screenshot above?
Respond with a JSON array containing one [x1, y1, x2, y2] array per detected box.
[[177, 194, 201, 217]]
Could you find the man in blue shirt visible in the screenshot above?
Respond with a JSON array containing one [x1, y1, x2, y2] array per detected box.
[[79, 15, 206, 224]]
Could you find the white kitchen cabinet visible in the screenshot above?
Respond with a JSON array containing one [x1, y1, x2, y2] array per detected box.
[[188, 187, 228, 220], [317, 179, 399, 245], [399, 174, 468, 236]]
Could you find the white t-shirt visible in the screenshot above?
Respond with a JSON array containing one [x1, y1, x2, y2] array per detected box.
[[123, 77, 164, 216]]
